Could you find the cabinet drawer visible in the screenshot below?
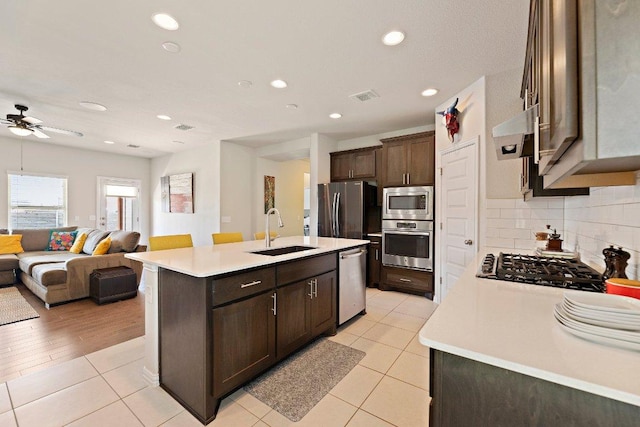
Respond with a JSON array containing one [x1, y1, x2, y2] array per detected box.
[[382, 267, 433, 292], [277, 253, 337, 285], [211, 267, 276, 306]]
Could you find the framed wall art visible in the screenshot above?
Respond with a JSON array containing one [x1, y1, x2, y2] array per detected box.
[[161, 172, 194, 213], [264, 175, 275, 213]]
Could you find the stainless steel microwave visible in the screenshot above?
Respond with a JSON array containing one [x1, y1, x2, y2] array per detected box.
[[383, 186, 434, 221]]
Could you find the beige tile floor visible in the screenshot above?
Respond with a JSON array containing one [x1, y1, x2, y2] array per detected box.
[[0, 288, 437, 427]]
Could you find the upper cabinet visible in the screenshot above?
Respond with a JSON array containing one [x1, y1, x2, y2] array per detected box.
[[524, 0, 640, 189], [330, 147, 378, 181], [380, 131, 435, 187]]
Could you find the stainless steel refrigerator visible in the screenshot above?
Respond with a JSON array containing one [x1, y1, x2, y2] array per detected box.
[[318, 181, 378, 324], [317, 181, 379, 239]]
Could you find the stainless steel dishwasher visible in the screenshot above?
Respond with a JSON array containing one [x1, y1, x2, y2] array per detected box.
[[338, 246, 367, 325]]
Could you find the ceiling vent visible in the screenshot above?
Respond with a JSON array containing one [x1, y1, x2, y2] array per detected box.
[[349, 90, 379, 102], [127, 144, 140, 148], [174, 124, 194, 131]]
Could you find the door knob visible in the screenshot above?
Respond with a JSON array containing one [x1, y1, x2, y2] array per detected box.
[[464, 239, 473, 245]]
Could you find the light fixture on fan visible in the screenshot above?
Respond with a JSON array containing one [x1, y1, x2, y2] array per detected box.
[[8, 124, 32, 137], [1, 104, 83, 138]]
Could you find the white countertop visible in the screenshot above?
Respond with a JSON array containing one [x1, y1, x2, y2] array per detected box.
[[126, 236, 368, 277], [419, 248, 640, 407]]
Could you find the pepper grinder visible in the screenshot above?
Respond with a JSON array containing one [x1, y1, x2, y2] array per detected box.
[[602, 246, 630, 281]]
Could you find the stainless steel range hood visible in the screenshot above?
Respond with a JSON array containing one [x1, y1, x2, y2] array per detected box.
[[492, 104, 538, 160]]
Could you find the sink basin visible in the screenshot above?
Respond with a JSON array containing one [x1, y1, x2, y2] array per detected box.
[[251, 245, 317, 256]]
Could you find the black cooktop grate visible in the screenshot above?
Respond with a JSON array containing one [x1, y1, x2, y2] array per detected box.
[[477, 253, 604, 292]]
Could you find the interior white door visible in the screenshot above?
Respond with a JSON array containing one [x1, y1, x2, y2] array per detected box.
[[439, 139, 478, 302], [97, 177, 141, 231]]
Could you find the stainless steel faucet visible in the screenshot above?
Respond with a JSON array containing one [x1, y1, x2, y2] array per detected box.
[[265, 208, 284, 247]]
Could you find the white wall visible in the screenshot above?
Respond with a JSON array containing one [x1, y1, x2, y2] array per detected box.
[[254, 158, 309, 238], [150, 142, 220, 247], [219, 142, 254, 240], [0, 137, 150, 240], [309, 133, 337, 236]]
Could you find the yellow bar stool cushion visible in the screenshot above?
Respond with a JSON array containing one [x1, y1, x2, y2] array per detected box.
[[212, 232, 244, 244], [253, 231, 278, 240], [148, 234, 193, 251]]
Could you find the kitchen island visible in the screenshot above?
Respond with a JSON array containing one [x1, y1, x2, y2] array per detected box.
[[419, 248, 640, 426], [126, 236, 368, 424]]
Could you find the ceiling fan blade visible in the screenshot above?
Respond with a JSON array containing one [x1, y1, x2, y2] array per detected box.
[[38, 125, 83, 137], [0, 118, 12, 125], [22, 116, 43, 125], [32, 128, 50, 139]]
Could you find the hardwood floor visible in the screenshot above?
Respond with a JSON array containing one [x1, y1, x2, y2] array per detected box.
[[0, 283, 144, 384]]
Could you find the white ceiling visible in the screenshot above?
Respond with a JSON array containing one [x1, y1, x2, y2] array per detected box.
[[0, 1, 529, 158]]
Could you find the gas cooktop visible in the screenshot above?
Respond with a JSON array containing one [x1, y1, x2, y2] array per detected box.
[[477, 252, 604, 292]]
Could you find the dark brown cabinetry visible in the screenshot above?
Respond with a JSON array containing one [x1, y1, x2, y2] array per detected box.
[[330, 147, 378, 181], [158, 253, 338, 424], [367, 236, 381, 287], [381, 265, 433, 297], [212, 291, 276, 397], [430, 349, 640, 427], [380, 131, 435, 187]]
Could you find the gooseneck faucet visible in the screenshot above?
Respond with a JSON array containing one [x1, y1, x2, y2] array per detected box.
[[265, 208, 284, 247]]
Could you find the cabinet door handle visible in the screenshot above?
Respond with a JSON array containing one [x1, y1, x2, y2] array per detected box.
[[375, 249, 378, 260], [240, 280, 262, 288], [400, 278, 412, 283], [407, 173, 410, 185], [402, 173, 406, 185], [308, 280, 314, 298], [313, 279, 318, 298], [271, 293, 277, 315]]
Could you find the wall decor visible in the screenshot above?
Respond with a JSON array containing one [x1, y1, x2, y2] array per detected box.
[[264, 175, 275, 213], [437, 97, 460, 142], [161, 172, 194, 213]]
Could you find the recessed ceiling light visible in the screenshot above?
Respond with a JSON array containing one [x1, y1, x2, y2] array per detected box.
[[238, 80, 253, 89], [104, 140, 115, 144], [162, 41, 181, 53], [422, 88, 439, 97], [157, 114, 172, 120], [152, 13, 179, 31], [382, 30, 405, 46], [270, 79, 288, 89], [286, 104, 298, 109], [329, 113, 342, 119], [79, 101, 107, 111]]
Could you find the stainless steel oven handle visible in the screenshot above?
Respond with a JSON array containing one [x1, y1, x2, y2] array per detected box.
[[383, 230, 431, 236]]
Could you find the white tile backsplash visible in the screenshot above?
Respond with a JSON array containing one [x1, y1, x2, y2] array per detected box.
[[485, 173, 640, 280]]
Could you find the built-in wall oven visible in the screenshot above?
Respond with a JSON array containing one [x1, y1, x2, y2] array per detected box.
[[382, 219, 433, 271]]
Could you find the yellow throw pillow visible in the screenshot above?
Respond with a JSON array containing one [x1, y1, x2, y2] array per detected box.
[[92, 237, 112, 256], [69, 233, 88, 254], [0, 235, 24, 254]]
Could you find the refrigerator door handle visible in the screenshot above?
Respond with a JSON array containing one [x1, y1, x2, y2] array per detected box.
[[331, 192, 337, 237], [335, 192, 341, 237]]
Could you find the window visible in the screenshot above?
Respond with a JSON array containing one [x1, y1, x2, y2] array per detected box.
[[8, 172, 68, 229]]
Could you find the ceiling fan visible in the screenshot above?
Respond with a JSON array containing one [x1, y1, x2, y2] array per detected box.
[[1, 104, 83, 138]]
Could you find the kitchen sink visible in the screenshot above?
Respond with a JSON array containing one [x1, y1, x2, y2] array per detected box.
[[250, 245, 317, 256]]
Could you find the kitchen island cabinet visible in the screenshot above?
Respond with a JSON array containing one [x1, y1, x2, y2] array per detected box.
[[419, 249, 640, 426], [128, 236, 366, 425]]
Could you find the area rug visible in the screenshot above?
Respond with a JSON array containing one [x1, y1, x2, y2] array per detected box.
[[244, 338, 365, 422], [0, 287, 40, 326]]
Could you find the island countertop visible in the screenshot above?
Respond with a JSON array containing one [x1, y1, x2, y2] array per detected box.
[[419, 248, 640, 407], [125, 236, 368, 277]]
